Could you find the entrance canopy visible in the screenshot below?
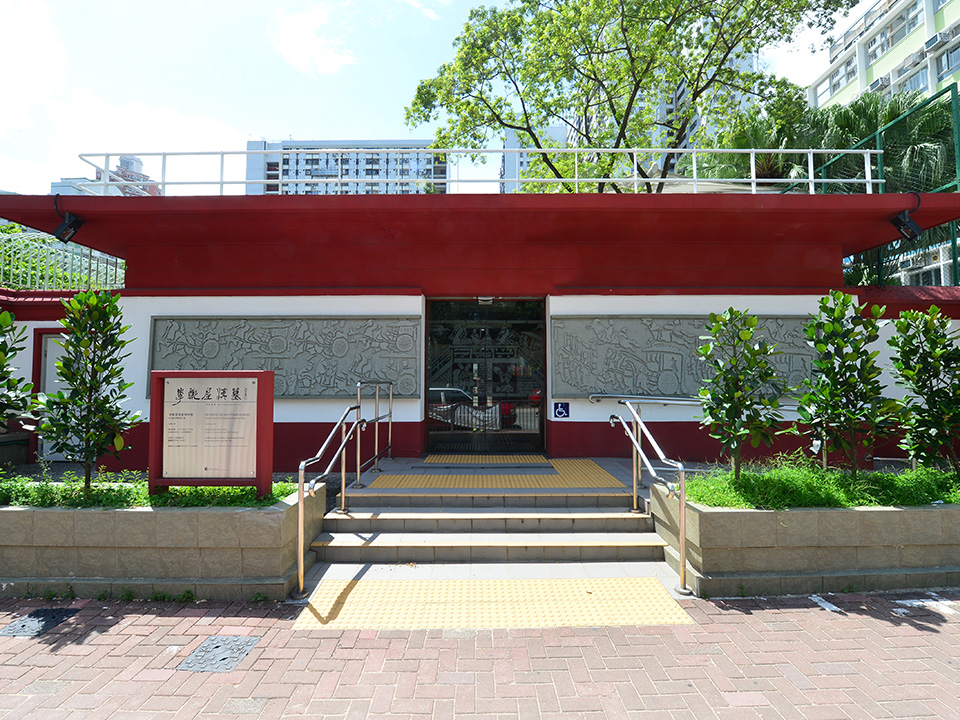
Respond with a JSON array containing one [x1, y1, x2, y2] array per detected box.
[[2, 193, 960, 295]]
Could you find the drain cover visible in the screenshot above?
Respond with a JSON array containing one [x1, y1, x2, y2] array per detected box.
[[177, 635, 259, 673], [0, 608, 79, 637]]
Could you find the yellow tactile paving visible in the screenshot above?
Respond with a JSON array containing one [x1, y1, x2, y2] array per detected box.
[[368, 459, 624, 489], [424, 454, 548, 464], [293, 577, 692, 629], [368, 474, 566, 488]]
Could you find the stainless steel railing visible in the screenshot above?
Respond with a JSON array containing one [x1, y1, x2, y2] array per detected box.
[[353, 381, 394, 487], [292, 381, 396, 599], [605, 398, 693, 596], [294, 404, 364, 598]]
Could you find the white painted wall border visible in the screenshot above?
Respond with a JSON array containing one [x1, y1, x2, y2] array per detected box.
[[121, 295, 426, 423], [545, 294, 824, 423]]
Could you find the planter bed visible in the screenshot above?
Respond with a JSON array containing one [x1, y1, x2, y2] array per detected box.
[[0, 487, 325, 602], [651, 484, 960, 597]]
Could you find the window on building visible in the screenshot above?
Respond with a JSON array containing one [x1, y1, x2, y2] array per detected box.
[[867, 1, 922, 64], [936, 0, 951, 10], [938, 43, 960, 80], [825, 55, 857, 101], [901, 68, 929, 93]]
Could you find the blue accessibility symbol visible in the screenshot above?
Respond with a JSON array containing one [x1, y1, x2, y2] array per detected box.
[[553, 402, 570, 419]]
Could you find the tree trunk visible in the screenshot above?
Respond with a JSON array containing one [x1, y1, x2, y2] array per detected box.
[[946, 444, 960, 478]]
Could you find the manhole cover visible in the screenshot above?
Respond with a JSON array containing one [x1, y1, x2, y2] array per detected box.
[[177, 635, 259, 673], [0, 608, 79, 637]]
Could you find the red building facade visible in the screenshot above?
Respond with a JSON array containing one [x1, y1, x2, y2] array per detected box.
[[2, 192, 960, 470]]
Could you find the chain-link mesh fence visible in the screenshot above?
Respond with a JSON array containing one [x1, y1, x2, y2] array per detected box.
[[839, 85, 960, 287]]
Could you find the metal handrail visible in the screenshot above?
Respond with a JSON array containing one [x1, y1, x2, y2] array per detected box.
[[589, 392, 800, 412], [75, 147, 886, 196], [589, 393, 701, 406], [354, 381, 394, 485], [294, 404, 364, 598], [607, 400, 692, 596]]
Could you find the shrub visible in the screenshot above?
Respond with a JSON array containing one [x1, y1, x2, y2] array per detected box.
[[697, 308, 784, 481], [795, 291, 900, 481], [0, 310, 33, 431], [889, 305, 960, 476], [29, 291, 141, 492]]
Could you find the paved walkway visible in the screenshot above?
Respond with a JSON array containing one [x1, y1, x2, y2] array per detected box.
[[2, 588, 959, 719]]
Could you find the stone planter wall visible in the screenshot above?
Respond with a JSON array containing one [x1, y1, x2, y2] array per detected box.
[[0, 487, 325, 602], [651, 484, 960, 597]]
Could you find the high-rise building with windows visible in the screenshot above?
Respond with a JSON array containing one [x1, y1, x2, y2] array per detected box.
[[808, 0, 960, 109], [51, 156, 161, 197], [245, 140, 448, 195]]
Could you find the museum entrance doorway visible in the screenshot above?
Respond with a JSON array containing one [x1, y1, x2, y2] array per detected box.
[[426, 300, 545, 454]]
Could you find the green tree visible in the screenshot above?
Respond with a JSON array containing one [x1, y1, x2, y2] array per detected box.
[[30, 290, 141, 492], [710, 89, 958, 284], [697, 308, 785, 481], [795, 291, 900, 480], [0, 310, 33, 432], [888, 305, 960, 475], [406, 0, 856, 192]]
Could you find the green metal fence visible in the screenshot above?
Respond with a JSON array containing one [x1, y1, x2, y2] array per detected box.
[[836, 85, 960, 287]]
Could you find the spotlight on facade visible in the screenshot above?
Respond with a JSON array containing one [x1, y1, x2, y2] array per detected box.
[[891, 191, 922, 240], [53, 194, 84, 242], [53, 212, 84, 242]]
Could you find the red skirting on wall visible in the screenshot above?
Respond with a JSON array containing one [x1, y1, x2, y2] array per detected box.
[[546, 420, 811, 464], [97, 421, 427, 473]]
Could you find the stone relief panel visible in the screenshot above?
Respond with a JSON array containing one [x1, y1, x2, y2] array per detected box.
[[551, 315, 813, 398], [150, 317, 421, 398]]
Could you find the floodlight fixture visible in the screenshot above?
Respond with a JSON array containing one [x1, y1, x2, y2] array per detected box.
[[53, 194, 84, 242], [53, 212, 84, 242], [891, 191, 922, 240]]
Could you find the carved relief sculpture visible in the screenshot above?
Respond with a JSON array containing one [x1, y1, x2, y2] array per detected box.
[[151, 317, 421, 398], [551, 315, 813, 398]]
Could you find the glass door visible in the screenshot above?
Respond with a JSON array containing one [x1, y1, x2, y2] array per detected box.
[[426, 300, 545, 453]]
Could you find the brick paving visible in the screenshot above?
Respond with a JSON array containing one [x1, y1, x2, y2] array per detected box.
[[1, 589, 959, 719]]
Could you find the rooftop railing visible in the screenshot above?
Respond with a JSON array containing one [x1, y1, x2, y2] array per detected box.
[[75, 147, 885, 196], [0, 231, 125, 291]]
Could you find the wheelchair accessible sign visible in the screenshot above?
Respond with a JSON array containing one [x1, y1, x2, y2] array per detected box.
[[553, 402, 570, 419]]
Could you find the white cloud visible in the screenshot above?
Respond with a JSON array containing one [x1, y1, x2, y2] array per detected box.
[[268, 5, 359, 76], [0, 90, 254, 195], [0, 0, 67, 135], [402, 0, 441, 22]]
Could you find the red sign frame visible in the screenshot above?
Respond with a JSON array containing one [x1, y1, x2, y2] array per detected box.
[[148, 370, 274, 497]]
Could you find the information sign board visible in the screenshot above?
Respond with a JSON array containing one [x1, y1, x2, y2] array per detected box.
[[162, 377, 258, 479], [148, 371, 274, 497]]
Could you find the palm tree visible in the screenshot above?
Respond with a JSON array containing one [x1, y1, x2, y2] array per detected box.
[[706, 87, 959, 285]]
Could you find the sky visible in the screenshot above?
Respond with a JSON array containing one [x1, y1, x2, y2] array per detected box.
[[0, 0, 874, 196]]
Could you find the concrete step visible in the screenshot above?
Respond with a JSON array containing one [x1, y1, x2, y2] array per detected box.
[[323, 507, 654, 534], [311, 531, 668, 563], [340, 488, 637, 510]]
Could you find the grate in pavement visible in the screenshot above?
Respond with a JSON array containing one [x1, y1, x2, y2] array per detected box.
[[0, 608, 79, 637], [177, 635, 259, 673]]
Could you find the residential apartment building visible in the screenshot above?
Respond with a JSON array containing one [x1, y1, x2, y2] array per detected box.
[[809, 0, 960, 287], [500, 127, 569, 194], [51, 156, 161, 197], [245, 140, 448, 195], [809, 0, 960, 109]]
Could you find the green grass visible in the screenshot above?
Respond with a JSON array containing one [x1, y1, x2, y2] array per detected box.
[[686, 453, 960, 510], [0, 469, 297, 509]]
